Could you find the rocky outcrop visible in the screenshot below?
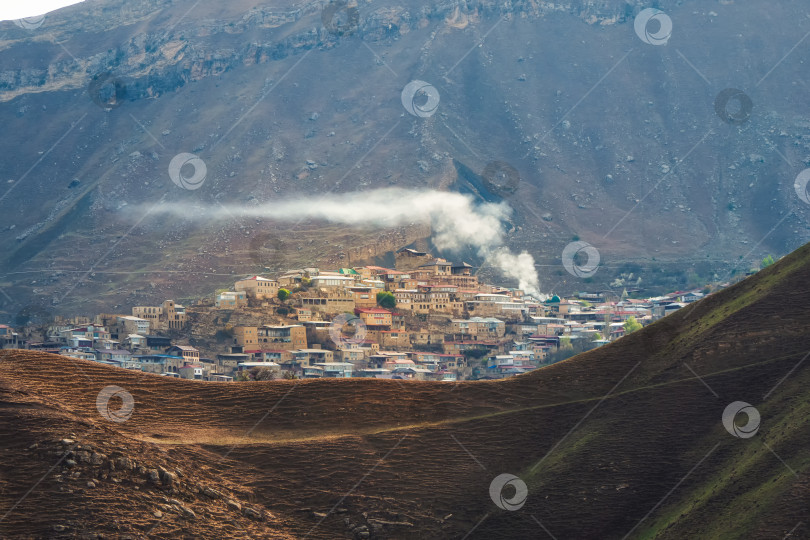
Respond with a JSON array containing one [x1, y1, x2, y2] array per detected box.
[[0, 0, 637, 103]]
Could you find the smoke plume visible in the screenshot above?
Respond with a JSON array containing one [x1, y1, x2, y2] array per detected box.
[[146, 188, 542, 297]]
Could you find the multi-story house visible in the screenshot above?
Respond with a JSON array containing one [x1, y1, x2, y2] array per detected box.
[[145, 335, 172, 353], [132, 300, 187, 331], [367, 351, 409, 369], [123, 334, 147, 350], [393, 288, 417, 311], [312, 362, 353, 378], [416, 258, 453, 278], [94, 348, 133, 364], [60, 325, 111, 348], [411, 284, 461, 314], [232, 326, 258, 348], [243, 349, 293, 364], [447, 262, 478, 289], [131, 353, 185, 374], [233, 324, 307, 350], [410, 328, 444, 347], [465, 294, 528, 320], [354, 307, 392, 329], [376, 329, 411, 349], [178, 363, 211, 380], [335, 346, 366, 364], [234, 275, 279, 299], [116, 316, 150, 337], [165, 345, 201, 364], [450, 317, 506, 340], [349, 286, 377, 308], [290, 348, 334, 366], [298, 294, 356, 315], [408, 352, 443, 371], [310, 273, 357, 289]]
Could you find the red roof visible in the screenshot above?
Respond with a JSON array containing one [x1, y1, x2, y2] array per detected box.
[[355, 308, 392, 314]]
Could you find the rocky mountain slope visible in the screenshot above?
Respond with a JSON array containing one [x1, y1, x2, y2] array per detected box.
[[2, 240, 810, 538], [1, 0, 810, 317]]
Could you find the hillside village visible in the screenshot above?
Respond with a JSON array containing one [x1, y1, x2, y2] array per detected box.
[[2, 248, 716, 382]]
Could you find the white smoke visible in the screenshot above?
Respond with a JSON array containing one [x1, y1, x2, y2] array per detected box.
[[489, 249, 543, 299], [146, 187, 542, 297]]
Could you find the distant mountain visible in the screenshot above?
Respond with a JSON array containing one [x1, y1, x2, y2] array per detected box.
[[2, 240, 810, 538], [1, 0, 810, 318]]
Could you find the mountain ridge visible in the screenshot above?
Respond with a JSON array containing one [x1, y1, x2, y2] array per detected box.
[[2, 0, 810, 320]]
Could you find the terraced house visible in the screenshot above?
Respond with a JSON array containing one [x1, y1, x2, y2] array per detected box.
[[132, 300, 187, 330], [354, 307, 392, 329], [234, 275, 279, 299], [233, 324, 307, 350], [412, 284, 463, 315], [450, 317, 506, 340]]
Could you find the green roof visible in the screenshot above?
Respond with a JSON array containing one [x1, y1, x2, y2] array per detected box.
[[338, 268, 359, 275]]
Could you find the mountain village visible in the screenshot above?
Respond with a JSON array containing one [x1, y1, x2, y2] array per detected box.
[[1, 248, 715, 382]]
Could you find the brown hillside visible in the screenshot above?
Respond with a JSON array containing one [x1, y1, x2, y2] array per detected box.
[[3, 244, 810, 538]]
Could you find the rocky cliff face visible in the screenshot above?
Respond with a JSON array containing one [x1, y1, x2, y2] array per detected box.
[[0, 0, 633, 104], [1, 0, 809, 317]]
